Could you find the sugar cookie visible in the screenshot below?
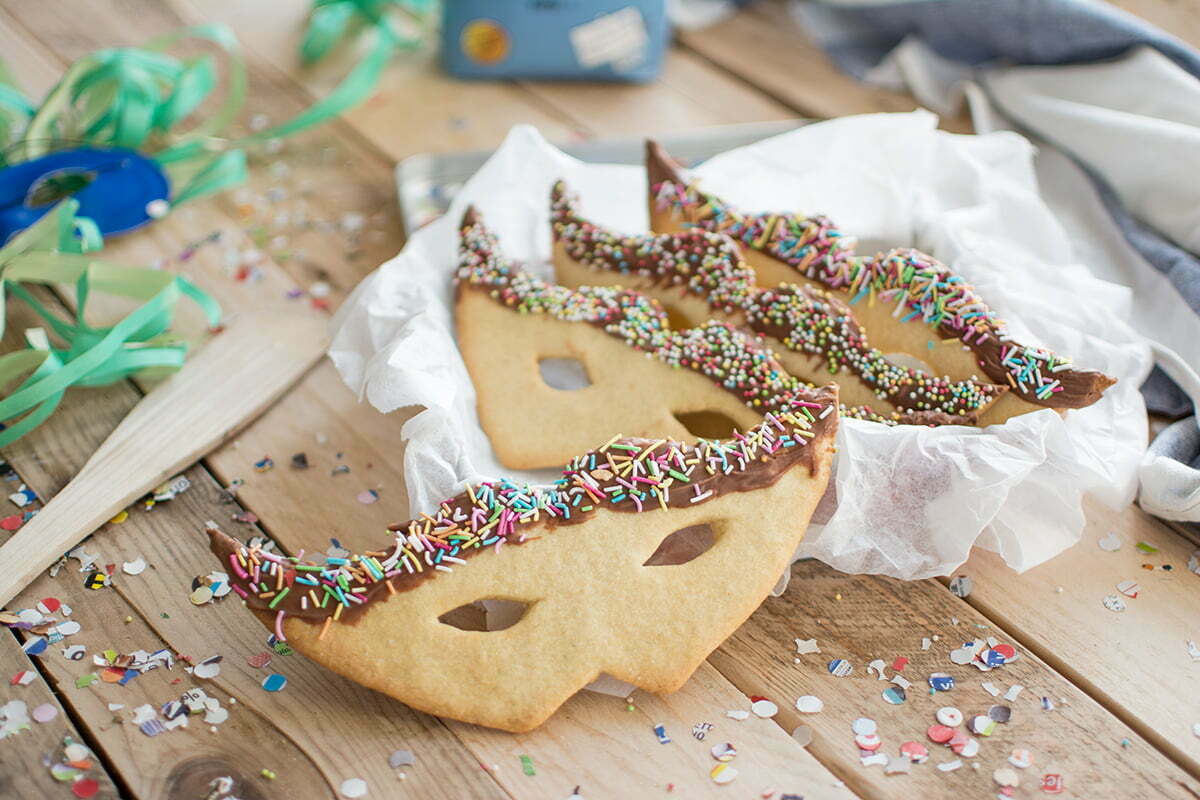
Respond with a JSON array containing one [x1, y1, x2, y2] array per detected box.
[[551, 181, 1008, 422], [209, 402, 837, 732], [645, 140, 1115, 426], [457, 208, 950, 470]]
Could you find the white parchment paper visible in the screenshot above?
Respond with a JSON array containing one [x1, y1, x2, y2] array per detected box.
[[330, 112, 1152, 580]]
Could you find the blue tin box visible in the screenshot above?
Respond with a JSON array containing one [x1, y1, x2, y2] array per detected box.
[[441, 1, 669, 83]]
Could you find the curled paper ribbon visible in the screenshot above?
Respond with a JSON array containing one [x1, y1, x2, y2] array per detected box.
[[0, 8, 434, 236], [0, 6, 440, 445], [0, 199, 221, 448]]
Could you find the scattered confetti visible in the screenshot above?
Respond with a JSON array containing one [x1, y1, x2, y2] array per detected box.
[[882, 686, 906, 705], [750, 697, 778, 718], [261, 673, 287, 692], [122, 558, 146, 575], [0, 699, 30, 738], [827, 659, 853, 677], [9, 484, 36, 507], [247, 652, 273, 669], [519, 755, 536, 776], [357, 489, 379, 505], [936, 707, 963, 727], [1010, 748, 1033, 768], [31, 703, 57, 723], [1188, 641, 1200, 663], [852, 717, 877, 736], [900, 741, 929, 763], [291, 452, 310, 469], [710, 763, 737, 785], [192, 656, 222, 680], [254, 456, 275, 472], [692, 722, 712, 740], [928, 724, 956, 744], [794, 637, 821, 655], [790, 725, 813, 747], [795, 696, 823, 713], [937, 759, 962, 772], [1135, 541, 1159, 554], [970, 714, 997, 736], [653, 724, 671, 744], [891, 656, 908, 672], [1098, 532, 1122, 551], [928, 673, 955, 692], [884, 756, 911, 775], [1116, 579, 1140, 598], [866, 659, 888, 680], [948, 575, 972, 597], [711, 742, 737, 761], [389, 750, 415, 769], [1102, 594, 1126, 613], [725, 710, 749, 721], [339, 777, 368, 798], [1041, 773, 1064, 793]]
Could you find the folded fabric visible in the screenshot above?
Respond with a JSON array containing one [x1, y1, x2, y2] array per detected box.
[[789, 0, 1200, 522]]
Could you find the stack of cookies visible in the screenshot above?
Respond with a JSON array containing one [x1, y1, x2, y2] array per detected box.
[[208, 141, 1113, 731]]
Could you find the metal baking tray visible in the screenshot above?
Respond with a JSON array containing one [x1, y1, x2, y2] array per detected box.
[[394, 119, 807, 236]]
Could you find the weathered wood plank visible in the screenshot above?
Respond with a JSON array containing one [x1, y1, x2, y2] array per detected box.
[[962, 498, 1200, 777], [0, 7, 857, 798], [0, 629, 122, 799], [0, 287, 506, 799], [9, 563, 334, 800], [167, 0, 580, 160], [517, 48, 796, 137], [711, 557, 1200, 798], [677, 0, 924, 119], [451, 662, 857, 800]]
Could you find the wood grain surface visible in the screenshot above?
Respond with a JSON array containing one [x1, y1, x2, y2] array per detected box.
[[1, 0, 1198, 797]]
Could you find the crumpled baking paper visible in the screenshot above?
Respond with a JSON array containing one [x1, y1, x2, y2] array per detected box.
[[329, 112, 1152, 581]]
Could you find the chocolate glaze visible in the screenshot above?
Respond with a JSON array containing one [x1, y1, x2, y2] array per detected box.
[[208, 387, 838, 627], [644, 139, 1116, 410], [458, 207, 964, 427], [549, 181, 1007, 419]]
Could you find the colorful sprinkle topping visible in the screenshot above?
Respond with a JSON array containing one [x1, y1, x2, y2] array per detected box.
[[551, 183, 1005, 418], [209, 397, 836, 633], [647, 155, 1114, 407], [458, 208, 946, 426]]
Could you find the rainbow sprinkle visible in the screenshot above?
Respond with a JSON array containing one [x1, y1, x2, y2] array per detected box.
[[650, 176, 1109, 406], [551, 183, 1004, 419], [209, 401, 836, 635]]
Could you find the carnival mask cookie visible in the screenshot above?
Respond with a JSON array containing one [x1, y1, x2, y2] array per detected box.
[[457, 208, 945, 470], [550, 181, 1008, 423], [644, 140, 1115, 426], [209, 401, 838, 732]]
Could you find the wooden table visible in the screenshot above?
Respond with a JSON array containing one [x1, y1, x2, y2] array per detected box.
[[1, 1, 1198, 798]]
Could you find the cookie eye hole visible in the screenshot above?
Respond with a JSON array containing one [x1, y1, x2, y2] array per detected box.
[[660, 302, 697, 331], [438, 598, 530, 631], [673, 410, 740, 439], [643, 523, 717, 566], [538, 357, 591, 390]]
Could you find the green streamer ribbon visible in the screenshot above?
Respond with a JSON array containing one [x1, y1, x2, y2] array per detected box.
[[0, 2, 436, 215], [0, 4, 436, 447], [0, 199, 221, 448]]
